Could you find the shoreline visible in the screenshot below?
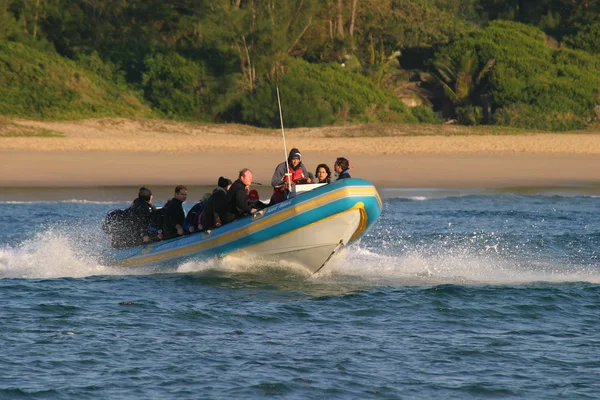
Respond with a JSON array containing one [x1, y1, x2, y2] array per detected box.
[[2, 150, 599, 189], [1, 118, 600, 192]]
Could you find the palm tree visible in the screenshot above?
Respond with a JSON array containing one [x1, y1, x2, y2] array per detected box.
[[424, 50, 495, 124]]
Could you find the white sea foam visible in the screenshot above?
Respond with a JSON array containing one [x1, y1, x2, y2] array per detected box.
[[177, 254, 311, 276], [315, 244, 600, 285], [3, 225, 598, 285], [0, 228, 131, 279]]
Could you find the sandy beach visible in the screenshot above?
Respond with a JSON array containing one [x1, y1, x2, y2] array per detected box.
[[1, 118, 599, 189]]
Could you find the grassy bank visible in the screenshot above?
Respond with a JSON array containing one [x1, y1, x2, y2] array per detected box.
[[0, 42, 153, 120]]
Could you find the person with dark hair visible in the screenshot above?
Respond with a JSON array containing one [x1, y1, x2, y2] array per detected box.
[[162, 185, 188, 239], [129, 186, 158, 245], [270, 148, 314, 205], [225, 169, 257, 223], [200, 176, 232, 230], [103, 186, 159, 248], [334, 157, 351, 180], [315, 163, 332, 184]]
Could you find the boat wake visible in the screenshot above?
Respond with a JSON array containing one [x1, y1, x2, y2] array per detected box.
[[1, 229, 598, 285], [317, 245, 600, 285], [0, 228, 133, 279]]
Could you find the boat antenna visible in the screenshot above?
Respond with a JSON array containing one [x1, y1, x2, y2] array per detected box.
[[277, 87, 292, 190]]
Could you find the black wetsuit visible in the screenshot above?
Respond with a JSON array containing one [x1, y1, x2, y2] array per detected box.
[[162, 198, 185, 239], [201, 186, 229, 230], [124, 199, 154, 248], [225, 179, 252, 222]]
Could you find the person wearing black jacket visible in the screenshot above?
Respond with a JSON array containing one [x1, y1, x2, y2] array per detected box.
[[130, 197, 154, 245], [201, 176, 232, 230], [110, 187, 156, 248], [334, 157, 351, 180], [225, 169, 257, 223], [162, 185, 188, 239]]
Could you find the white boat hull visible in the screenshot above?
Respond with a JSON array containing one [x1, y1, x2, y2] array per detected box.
[[230, 208, 362, 273]]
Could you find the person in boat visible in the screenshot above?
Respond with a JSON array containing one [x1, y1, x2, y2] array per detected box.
[[200, 176, 232, 230], [334, 157, 351, 180], [129, 186, 160, 245], [315, 163, 332, 184], [103, 186, 159, 248], [270, 148, 314, 205], [225, 168, 258, 223], [183, 193, 210, 233], [247, 189, 266, 210], [162, 185, 188, 239]]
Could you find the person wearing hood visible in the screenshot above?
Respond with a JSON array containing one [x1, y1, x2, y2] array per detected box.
[[104, 186, 158, 248], [247, 189, 266, 210], [200, 176, 232, 230], [270, 148, 314, 205]]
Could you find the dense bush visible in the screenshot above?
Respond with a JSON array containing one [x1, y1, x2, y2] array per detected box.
[[432, 21, 600, 130], [456, 106, 483, 125], [410, 106, 443, 124], [142, 52, 207, 119], [0, 41, 152, 119], [241, 79, 335, 128], [236, 59, 418, 128], [563, 23, 600, 55]]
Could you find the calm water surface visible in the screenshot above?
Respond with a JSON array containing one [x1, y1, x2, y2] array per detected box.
[[1, 186, 599, 399]]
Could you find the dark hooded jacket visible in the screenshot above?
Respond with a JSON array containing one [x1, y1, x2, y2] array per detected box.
[[122, 198, 155, 248], [271, 148, 314, 187]]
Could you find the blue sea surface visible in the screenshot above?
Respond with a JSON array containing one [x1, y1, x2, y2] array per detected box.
[[0, 186, 599, 399]]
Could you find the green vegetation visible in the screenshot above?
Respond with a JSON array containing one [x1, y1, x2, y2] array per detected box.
[[0, 0, 599, 131], [427, 21, 600, 130], [238, 59, 420, 128], [0, 42, 153, 119]]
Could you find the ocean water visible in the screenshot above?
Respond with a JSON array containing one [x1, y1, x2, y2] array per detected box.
[[0, 186, 599, 399]]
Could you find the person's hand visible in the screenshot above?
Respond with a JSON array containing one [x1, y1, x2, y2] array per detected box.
[[149, 195, 154, 204], [250, 208, 258, 214], [306, 177, 312, 183], [215, 222, 221, 227], [142, 235, 150, 243], [188, 226, 195, 233], [176, 226, 184, 236]]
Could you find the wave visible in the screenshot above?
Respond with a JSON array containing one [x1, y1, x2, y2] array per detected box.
[[315, 245, 600, 285], [0, 227, 137, 279], [2, 226, 598, 285]]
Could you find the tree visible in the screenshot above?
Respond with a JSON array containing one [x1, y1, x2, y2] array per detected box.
[[197, 0, 319, 92], [424, 50, 495, 124]]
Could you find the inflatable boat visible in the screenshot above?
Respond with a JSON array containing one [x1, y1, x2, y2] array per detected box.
[[106, 178, 382, 274]]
